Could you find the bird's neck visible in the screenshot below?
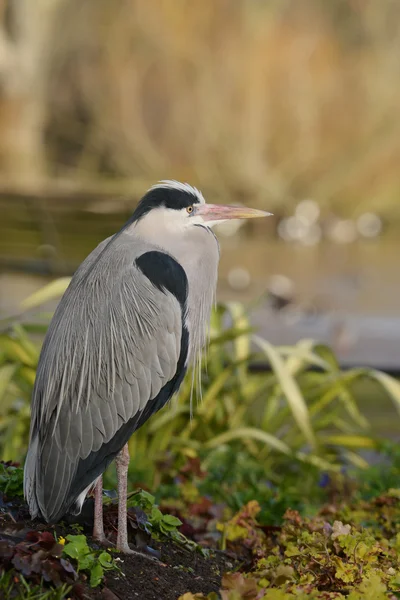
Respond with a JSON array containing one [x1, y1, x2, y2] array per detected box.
[[171, 226, 220, 361], [131, 221, 220, 364]]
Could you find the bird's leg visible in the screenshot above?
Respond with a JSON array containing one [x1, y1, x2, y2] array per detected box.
[[115, 444, 158, 560], [115, 443, 134, 553], [93, 476, 108, 544]]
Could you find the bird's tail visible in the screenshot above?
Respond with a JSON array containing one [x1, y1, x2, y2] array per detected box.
[[23, 434, 41, 520]]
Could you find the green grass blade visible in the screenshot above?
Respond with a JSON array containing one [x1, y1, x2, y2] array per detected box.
[[20, 277, 71, 310], [324, 434, 378, 449], [205, 426, 292, 455], [253, 336, 317, 449], [368, 370, 400, 418], [0, 364, 17, 402]]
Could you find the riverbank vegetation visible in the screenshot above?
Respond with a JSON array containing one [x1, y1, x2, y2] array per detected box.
[[1, 281, 400, 598]]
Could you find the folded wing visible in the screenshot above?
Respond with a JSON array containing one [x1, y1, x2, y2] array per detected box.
[[24, 235, 188, 522]]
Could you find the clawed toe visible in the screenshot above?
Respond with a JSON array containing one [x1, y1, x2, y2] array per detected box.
[[116, 543, 159, 561], [93, 534, 113, 548]]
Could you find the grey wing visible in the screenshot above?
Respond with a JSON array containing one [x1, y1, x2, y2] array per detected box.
[[24, 244, 187, 522]]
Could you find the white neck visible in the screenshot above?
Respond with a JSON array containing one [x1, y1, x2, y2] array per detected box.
[[129, 214, 220, 365]]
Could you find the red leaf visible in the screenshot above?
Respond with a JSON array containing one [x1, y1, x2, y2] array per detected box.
[[37, 531, 57, 550], [25, 531, 40, 543]]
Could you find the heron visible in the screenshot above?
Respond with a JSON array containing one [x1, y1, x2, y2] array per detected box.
[[24, 180, 270, 554]]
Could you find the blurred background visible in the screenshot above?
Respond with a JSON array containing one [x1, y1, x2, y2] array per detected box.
[[1, 0, 400, 371], [2, 0, 400, 495]]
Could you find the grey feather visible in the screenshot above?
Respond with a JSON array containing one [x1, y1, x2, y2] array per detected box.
[[24, 196, 220, 523], [24, 233, 185, 521]]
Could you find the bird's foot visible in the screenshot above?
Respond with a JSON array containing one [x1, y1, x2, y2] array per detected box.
[[93, 532, 113, 548], [116, 541, 159, 561]]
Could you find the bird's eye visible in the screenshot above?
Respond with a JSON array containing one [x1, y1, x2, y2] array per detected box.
[[186, 206, 194, 214]]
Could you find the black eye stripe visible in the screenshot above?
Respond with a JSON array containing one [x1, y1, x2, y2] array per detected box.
[[130, 188, 200, 224]]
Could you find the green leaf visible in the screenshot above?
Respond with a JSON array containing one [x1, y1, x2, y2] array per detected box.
[[63, 534, 89, 560], [20, 277, 71, 310], [78, 553, 95, 571], [128, 489, 155, 510], [0, 364, 17, 402], [253, 336, 317, 449], [0, 336, 36, 366], [90, 563, 104, 587], [369, 369, 400, 418], [205, 426, 292, 455], [150, 507, 163, 523], [98, 552, 113, 569], [162, 514, 183, 527], [281, 339, 332, 374], [148, 404, 190, 433], [62, 544, 80, 560], [324, 434, 378, 449], [224, 301, 251, 363]]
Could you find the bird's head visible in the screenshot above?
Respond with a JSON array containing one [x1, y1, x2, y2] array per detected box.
[[130, 180, 271, 234]]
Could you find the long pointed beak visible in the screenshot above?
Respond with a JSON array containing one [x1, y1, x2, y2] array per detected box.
[[196, 203, 272, 222]]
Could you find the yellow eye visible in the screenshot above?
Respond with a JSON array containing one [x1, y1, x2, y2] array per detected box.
[[186, 206, 194, 214]]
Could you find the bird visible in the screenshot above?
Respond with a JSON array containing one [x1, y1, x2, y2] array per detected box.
[[24, 180, 270, 554]]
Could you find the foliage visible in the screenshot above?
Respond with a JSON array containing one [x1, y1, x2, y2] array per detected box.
[[0, 570, 70, 600], [0, 324, 39, 462], [0, 466, 120, 593], [120, 488, 210, 558], [62, 534, 120, 587], [4, 442, 400, 599], [0, 530, 74, 597], [173, 440, 400, 527], [3, 442, 400, 598], [0, 463, 24, 498], [0, 528, 120, 595], [178, 484, 400, 599], [128, 489, 183, 539], [125, 300, 400, 489], [355, 440, 400, 500], [2, 279, 400, 492]]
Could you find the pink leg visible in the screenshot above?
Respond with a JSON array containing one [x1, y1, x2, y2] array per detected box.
[[93, 476, 107, 543], [115, 444, 157, 559], [115, 444, 133, 553]]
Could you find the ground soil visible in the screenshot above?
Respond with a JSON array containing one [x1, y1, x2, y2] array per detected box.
[[97, 539, 232, 600], [0, 492, 235, 600]]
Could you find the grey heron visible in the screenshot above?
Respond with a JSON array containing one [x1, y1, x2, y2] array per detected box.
[[24, 181, 270, 554]]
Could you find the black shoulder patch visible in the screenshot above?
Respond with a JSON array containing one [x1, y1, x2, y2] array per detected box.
[[135, 251, 188, 308]]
